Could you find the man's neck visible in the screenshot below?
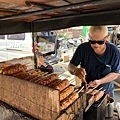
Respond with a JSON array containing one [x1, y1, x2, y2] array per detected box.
[[94, 45, 106, 55]]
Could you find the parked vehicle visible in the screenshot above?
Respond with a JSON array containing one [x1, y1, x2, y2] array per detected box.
[[0, 33, 33, 62]]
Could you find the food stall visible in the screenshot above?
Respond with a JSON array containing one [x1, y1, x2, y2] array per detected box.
[[0, 61, 108, 120], [0, 0, 120, 120]]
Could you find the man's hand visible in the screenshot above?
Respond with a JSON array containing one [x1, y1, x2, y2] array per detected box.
[[81, 81, 87, 89], [74, 67, 87, 82], [89, 79, 102, 88]]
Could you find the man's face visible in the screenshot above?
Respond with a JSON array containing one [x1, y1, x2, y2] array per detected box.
[[89, 31, 108, 52]]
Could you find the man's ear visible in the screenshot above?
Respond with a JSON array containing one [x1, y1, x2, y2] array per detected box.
[[105, 34, 109, 42]]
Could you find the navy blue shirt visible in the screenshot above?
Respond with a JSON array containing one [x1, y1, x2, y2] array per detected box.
[[70, 42, 120, 83]]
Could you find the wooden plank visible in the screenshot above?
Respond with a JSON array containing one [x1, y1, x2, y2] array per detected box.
[[0, 74, 60, 120], [114, 88, 120, 91], [57, 93, 86, 120], [114, 81, 120, 87], [57, 98, 80, 120], [67, 0, 90, 4], [43, 0, 69, 6]]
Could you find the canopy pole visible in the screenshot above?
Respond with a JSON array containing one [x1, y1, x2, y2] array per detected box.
[[31, 22, 37, 69]]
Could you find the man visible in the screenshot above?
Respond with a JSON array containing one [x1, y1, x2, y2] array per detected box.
[[68, 26, 120, 98]]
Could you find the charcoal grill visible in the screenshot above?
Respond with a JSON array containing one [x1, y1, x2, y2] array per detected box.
[[83, 94, 107, 120]]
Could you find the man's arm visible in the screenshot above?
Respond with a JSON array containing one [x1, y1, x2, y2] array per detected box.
[[68, 63, 77, 75], [99, 72, 119, 84], [89, 72, 119, 87], [68, 63, 87, 81]]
